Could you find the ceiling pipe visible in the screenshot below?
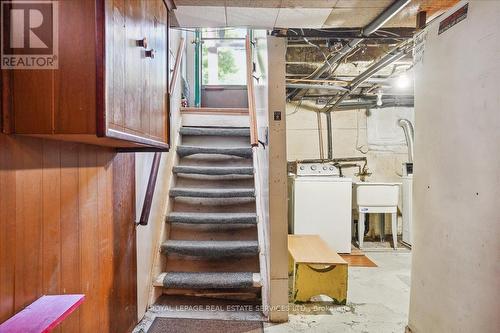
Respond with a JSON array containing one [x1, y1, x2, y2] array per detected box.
[[287, 0, 411, 100], [286, 83, 348, 91], [324, 42, 411, 112], [287, 38, 362, 100], [398, 119, 415, 162], [274, 27, 415, 39], [326, 111, 333, 160], [333, 99, 414, 111], [362, 0, 412, 36]]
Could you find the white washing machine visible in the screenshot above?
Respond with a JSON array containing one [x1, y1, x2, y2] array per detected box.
[[288, 162, 352, 254]]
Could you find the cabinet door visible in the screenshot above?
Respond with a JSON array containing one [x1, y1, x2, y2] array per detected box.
[[146, 0, 168, 142], [104, 0, 168, 148], [124, 0, 146, 133], [105, 0, 126, 132]]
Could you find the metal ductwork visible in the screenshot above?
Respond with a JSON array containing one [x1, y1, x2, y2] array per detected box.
[[398, 118, 414, 162], [362, 0, 412, 36], [286, 83, 348, 92], [331, 99, 414, 111], [324, 41, 411, 112], [287, 0, 411, 100]]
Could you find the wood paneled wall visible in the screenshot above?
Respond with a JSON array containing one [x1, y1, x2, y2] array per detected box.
[[0, 134, 137, 332]]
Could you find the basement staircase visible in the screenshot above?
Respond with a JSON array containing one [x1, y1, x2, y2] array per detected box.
[[153, 125, 264, 302]]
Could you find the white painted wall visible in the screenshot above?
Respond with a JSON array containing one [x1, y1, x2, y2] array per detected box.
[[135, 29, 184, 319], [253, 30, 271, 319], [408, 1, 500, 332]]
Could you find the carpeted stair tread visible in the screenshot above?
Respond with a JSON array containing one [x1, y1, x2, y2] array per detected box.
[[180, 127, 250, 137], [167, 212, 258, 224], [173, 165, 254, 175], [159, 272, 257, 289], [161, 240, 259, 257], [177, 146, 253, 158], [170, 187, 255, 198]]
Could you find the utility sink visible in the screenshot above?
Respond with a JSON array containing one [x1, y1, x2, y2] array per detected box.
[[354, 182, 402, 249], [353, 182, 401, 208]]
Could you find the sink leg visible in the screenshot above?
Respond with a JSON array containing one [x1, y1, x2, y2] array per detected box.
[[358, 212, 365, 249], [380, 213, 385, 242], [391, 212, 398, 249]]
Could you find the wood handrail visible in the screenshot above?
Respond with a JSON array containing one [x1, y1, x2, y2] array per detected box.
[[169, 37, 185, 95], [137, 152, 161, 226], [246, 35, 258, 147], [138, 37, 185, 226]]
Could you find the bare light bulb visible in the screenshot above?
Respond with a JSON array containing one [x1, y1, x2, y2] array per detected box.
[[396, 74, 411, 89], [376, 90, 383, 106]]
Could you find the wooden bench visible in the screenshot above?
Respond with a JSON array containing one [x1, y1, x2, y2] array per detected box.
[[0, 294, 84, 333], [288, 235, 348, 304]]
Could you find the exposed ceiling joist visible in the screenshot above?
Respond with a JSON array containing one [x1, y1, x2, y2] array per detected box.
[[272, 27, 415, 39], [287, 0, 412, 101]]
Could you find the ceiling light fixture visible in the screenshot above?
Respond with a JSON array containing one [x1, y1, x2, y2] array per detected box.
[[376, 90, 383, 106], [396, 74, 411, 89]]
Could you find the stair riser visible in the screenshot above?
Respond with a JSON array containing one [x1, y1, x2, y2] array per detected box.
[[165, 256, 260, 273], [181, 136, 250, 147], [179, 157, 253, 168], [169, 224, 258, 241], [160, 288, 261, 302], [173, 201, 256, 213], [175, 177, 255, 189]]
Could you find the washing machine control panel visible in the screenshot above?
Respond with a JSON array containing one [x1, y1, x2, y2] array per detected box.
[[296, 162, 340, 176]]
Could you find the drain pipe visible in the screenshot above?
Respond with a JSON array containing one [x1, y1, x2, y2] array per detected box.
[[326, 112, 333, 159], [286, 83, 348, 91], [398, 119, 414, 162]]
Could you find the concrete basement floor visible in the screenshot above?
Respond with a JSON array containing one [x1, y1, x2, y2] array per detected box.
[[265, 252, 411, 333]]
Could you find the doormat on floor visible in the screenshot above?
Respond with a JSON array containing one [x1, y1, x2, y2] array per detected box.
[[340, 254, 377, 267], [147, 318, 263, 333]]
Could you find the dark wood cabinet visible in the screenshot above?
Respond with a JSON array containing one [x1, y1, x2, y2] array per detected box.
[[1, 0, 173, 149]]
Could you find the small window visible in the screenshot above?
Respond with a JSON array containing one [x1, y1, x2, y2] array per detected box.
[[201, 29, 247, 86]]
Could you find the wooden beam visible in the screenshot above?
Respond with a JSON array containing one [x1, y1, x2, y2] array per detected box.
[[416, 11, 427, 30]]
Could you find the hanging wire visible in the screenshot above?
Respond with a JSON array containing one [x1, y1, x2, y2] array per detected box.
[[355, 109, 369, 154], [286, 99, 303, 116]]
